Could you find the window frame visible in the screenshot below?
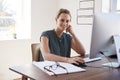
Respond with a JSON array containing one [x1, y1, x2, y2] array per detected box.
[[117, 0, 120, 10]]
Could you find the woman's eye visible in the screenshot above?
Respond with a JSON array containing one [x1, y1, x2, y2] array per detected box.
[[61, 19, 64, 22], [60, 19, 69, 23], [66, 20, 69, 23]]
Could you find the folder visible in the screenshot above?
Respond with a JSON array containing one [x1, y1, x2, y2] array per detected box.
[[33, 61, 86, 76]]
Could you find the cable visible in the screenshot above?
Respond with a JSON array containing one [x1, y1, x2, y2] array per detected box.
[[98, 51, 119, 78], [85, 51, 114, 69], [99, 51, 114, 70]]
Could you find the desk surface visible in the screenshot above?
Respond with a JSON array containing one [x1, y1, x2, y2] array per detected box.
[[9, 58, 120, 80]]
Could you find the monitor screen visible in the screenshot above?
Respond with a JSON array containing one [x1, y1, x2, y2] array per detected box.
[[90, 13, 120, 58]]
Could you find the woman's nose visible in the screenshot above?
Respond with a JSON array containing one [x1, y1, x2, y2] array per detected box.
[[63, 22, 68, 26]]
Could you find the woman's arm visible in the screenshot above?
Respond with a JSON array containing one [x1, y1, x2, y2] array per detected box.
[[66, 25, 86, 57], [71, 33, 86, 56], [40, 36, 85, 64]]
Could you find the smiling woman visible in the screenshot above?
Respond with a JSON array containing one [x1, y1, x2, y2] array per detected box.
[[0, 0, 31, 40]]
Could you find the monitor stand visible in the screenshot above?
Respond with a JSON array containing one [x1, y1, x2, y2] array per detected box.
[[102, 35, 120, 68], [102, 62, 120, 68]]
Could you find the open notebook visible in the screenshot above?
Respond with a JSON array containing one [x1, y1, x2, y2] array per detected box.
[[33, 61, 86, 76]]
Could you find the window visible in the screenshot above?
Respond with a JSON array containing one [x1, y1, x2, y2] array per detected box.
[[0, 0, 31, 40], [117, 0, 120, 10], [102, 0, 110, 13], [102, 0, 120, 13]]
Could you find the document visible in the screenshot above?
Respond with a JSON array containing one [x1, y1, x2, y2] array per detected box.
[[33, 61, 86, 76]]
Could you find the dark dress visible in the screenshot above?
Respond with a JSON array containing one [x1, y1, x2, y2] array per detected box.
[[40, 29, 72, 60]]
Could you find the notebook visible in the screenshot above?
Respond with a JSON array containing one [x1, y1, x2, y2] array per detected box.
[[33, 61, 86, 76]]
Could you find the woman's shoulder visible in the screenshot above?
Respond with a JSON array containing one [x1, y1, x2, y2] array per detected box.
[[41, 29, 54, 37], [42, 29, 54, 34], [63, 32, 72, 40], [63, 32, 71, 37]]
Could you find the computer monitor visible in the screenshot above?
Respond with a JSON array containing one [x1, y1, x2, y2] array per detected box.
[[90, 13, 120, 59]]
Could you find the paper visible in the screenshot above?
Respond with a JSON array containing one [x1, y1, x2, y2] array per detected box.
[[33, 61, 86, 76]]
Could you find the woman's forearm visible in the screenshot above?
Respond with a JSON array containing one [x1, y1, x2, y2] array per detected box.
[[71, 33, 86, 56], [43, 53, 69, 62]]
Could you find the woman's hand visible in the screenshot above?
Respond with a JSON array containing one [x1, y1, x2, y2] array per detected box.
[[67, 56, 85, 64], [66, 25, 74, 35]]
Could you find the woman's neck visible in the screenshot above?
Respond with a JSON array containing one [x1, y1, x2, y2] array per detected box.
[[54, 28, 64, 38]]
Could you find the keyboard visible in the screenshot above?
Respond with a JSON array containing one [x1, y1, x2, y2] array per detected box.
[[84, 57, 102, 63]]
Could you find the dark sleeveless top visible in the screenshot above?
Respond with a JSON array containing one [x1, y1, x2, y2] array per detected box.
[[40, 29, 72, 60]]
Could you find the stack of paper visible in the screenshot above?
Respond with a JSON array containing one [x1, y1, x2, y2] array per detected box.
[[33, 61, 86, 76]]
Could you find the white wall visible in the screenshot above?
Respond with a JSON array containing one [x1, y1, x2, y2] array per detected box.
[[0, 0, 102, 79], [31, 0, 57, 42], [0, 39, 31, 79]]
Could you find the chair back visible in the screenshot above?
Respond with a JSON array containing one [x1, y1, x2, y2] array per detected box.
[[31, 43, 41, 61]]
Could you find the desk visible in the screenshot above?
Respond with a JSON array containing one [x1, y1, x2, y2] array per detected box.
[[9, 58, 120, 80]]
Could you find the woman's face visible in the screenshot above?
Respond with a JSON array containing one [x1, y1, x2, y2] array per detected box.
[[56, 13, 71, 31]]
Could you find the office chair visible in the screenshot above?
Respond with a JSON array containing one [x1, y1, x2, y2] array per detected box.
[[31, 43, 41, 61]]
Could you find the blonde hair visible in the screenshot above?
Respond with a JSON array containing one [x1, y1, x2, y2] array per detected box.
[[56, 8, 71, 21]]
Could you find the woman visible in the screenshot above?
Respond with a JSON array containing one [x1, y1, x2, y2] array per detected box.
[[40, 8, 86, 64]]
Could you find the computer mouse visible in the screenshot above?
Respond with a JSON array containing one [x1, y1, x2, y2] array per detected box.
[[72, 62, 87, 67]]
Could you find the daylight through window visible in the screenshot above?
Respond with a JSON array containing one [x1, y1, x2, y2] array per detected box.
[[0, 0, 31, 40]]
